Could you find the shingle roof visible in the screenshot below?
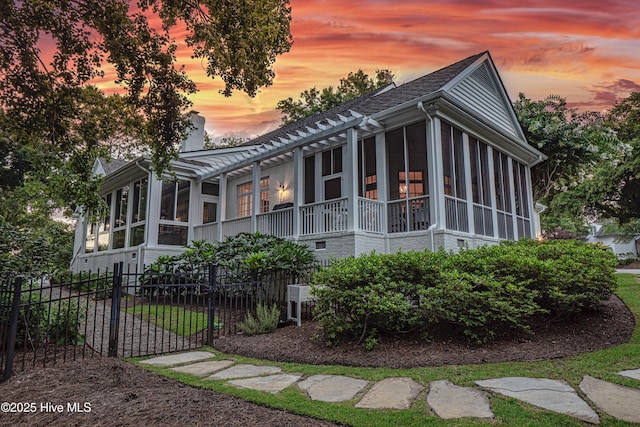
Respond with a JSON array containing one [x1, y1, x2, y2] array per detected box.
[[99, 158, 128, 175], [247, 51, 486, 146]]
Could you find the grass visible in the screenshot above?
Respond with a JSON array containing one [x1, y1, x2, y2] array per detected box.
[[133, 274, 640, 426], [125, 304, 220, 336]]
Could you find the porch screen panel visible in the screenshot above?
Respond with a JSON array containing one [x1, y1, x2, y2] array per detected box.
[[406, 121, 428, 198], [386, 127, 405, 201], [513, 160, 532, 238], [358, 137, 377, 199], [493, 150, 514, 239], [304, 155, 315, 204], [470, 138, 493, 236], [441, 122, 469, 232], [386, 122, 430, 233]]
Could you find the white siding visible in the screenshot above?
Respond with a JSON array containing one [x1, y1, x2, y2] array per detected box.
[[449, 64, 518, 139]]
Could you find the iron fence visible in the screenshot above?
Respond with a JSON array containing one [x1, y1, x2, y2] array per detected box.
[[1, 262, 321, 381]]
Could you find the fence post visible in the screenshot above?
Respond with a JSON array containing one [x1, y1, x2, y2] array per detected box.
[[3, 277, 23, 381], [108, 262, 123, 357], [207, 264, 217, 345]]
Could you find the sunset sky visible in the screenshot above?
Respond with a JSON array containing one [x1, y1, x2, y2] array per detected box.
[[97, 0, 640, 141]]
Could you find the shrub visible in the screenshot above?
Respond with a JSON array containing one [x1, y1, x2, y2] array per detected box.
[[312, 239, 617, 348], [237, 302, 281, 335], [0, 289, 85, 347]]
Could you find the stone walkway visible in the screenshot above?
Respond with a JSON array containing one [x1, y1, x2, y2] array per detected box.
[[139, 350, 640, 424]]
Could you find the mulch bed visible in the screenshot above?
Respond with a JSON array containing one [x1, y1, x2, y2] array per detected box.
[[212, 294, 635, 368], [0, 293, 635, 426]]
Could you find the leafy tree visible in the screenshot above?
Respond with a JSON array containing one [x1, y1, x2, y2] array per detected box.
[[571, 93, 640, 225], [276, 69, 394, 124], [0, 0, 292, 212], [513, 94, 617, 204]]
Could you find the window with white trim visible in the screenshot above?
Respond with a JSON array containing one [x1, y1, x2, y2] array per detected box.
[[494, 150, 514, 239], [237, 177, 269, 218], [158, 179, 190, 246]]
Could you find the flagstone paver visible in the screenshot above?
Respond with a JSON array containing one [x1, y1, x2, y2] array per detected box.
[[579, 375, 640, 424], [298, 375, 368, 402], [475, 377, 600, 424], [427, 380, 493, 419], [171, 360, 234, 376], [228, 374, 303, 394], [619, 368, 640, 381], [137, 350, 640, 424], [207, 364, 281, 380], [355, 377, 424, 409], [139, 351, 215, 366]]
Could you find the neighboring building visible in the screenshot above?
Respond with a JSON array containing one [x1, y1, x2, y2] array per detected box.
[[72, 51, 546, 273], [584, 224, 640, 259]]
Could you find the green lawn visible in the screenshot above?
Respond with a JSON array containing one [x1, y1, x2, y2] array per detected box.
[[135, 274, 640, 426], [125, 304, 218, 336]]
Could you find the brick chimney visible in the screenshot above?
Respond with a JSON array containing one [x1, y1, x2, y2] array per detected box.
[[181, 112, 205, 152]]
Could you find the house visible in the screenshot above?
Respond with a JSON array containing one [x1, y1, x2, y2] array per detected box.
[[71, 51, 546, 273], [584, 224, 640, 259]]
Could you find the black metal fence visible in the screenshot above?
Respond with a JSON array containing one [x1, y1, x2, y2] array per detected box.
[[1, 263, 319, 381]]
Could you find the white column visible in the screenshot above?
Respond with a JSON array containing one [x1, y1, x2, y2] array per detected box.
[[507, 157, 518, 239], [251, 161, 260, 232], [525, 166, 536, 238], [375, 132, 388, 233], [146, 172, 162, 247], [293, 147, 303, 238], [432, 118, 445, 231], [486, 146, 499, 238], [345, 127, 359, 231], [216, 173, 227, 242], [187, 179, 199, 244]]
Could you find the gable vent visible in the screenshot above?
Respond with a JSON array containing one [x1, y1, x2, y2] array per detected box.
[[470, 64, 497, 95]]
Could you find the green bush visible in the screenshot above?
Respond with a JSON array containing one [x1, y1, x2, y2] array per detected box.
[[237, 302, 281, 335], [0, 290, 85, 347], [311, 239, 617, 348]]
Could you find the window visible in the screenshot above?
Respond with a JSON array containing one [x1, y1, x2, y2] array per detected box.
[[159, 179, 190, 246], [322, 147, 342, 176], [386, 121, 429, 233], [470, 138, 493, 236], [85, 223, 95, 253], [321, 147, 342, 200], [202, 181, 219, 224], [358, 137, 377, 199], [98, 194, 111, 251], [130, 178, 148, 247], [237, 182, 252, 217], [202, 181, 219, 196], [160, 180, 190, 222], [237, 177, 269, 217], [441, 122, 468, 232], [203, 202, 217, 224], [260, 177, 270, 213], [113, 186, 129, 249]]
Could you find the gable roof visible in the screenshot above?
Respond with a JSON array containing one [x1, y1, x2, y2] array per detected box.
[[249, 52, 486, 147]]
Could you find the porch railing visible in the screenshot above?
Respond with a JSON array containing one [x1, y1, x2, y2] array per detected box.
[[445, 196, 469, 232], [194, 222, 218, 241], [221, 216, 251, 237], [388, 196, 430, 233], [358, 198, 384, 234], [257, 207, 294, 237], [300, 198, 348, 235]]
